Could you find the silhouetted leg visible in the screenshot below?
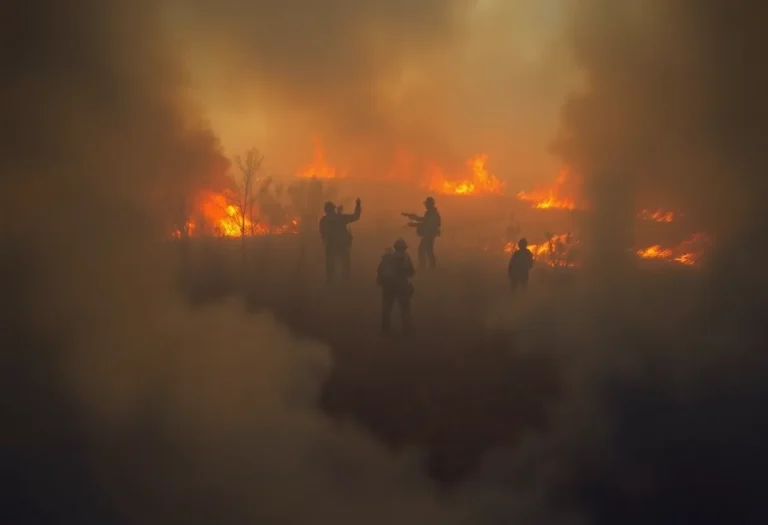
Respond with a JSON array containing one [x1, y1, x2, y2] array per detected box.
[[425, 237, 436, 269], [340, 247, 351, 279], [325, 248, 335, 283], [417, 238, 427, 269], [510, 274, 529, 293], [398, 294, 412, 333], [382, 289, 395, 333]]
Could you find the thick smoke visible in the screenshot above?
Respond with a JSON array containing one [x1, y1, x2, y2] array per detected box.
[[169, 0, 574, 183], [0, 1, 468, 523], [555, 0, 768, 285], [4, 0, 768, 524], [527, 2, 768, 522]]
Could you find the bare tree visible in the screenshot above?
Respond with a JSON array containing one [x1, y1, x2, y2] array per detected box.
[[232, 148, 263, 266]]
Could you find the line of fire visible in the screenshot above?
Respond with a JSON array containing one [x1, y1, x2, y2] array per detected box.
[[168, 139, 712, 270]]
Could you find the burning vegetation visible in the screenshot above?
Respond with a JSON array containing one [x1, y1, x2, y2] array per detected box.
[[172, 189, 301, 239], [512, 171, 711, 267], [504, 232, 579, 268], [635, 232, 711, 266], [426, 154, 505, 196], [516, 169, 580, 210], [171, 141, 713, 268]]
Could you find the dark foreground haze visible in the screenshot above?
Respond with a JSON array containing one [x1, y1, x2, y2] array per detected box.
[[2, 1, 768, 524]]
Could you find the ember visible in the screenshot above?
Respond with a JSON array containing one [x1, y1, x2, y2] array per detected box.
[[639, 209, 676, 222]]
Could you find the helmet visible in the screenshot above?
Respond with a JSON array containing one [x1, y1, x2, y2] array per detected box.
[[393, 238, 408, 251], [518, 238, 528, 249], [424, 196, 435, 206], [324, 201, 336, 214]]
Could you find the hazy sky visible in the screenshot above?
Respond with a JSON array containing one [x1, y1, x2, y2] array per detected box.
[[168, 0, 579, 188]]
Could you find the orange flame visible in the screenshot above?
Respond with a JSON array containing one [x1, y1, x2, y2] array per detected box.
[[504, 233, 578, 268], [172, 190, 299, 238], [501, 232, 710, 267], [517, 169, 578, 210], [636, 245, 673, 259], [427, 154, 504, 196], [296, 138, 338, 179], [636, 233, 710, 265]]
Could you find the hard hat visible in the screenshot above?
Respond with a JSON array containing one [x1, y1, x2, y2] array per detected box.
[[424, 196, 435, 206], [324, 201, 336, 213], [393, 238, 408, 250]]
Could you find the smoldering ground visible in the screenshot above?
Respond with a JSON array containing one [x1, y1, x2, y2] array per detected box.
[[3, 1, 768, 525]]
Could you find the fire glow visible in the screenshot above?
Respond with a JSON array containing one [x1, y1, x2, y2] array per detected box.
[[172, 141, 713, 267], [636, 232, 710, 266], [172, 190, 299, 239], [639, 209, 676, 223], [503, 232, 708, 267], [427, 154, 505, 196], [296, 139, 339, 179], [516, 169, 579, 210], [504, 233, 578, 268]]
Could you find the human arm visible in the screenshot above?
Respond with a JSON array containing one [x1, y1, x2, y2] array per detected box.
[[342, 198, 362, 224]]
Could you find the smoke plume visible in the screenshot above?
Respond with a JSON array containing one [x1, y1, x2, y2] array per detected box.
[[555, 0, 768, 286], [168, 0, 575, 183]]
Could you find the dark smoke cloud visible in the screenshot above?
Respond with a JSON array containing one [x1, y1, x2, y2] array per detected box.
[[520, 2, 768, 522], [554, 0, 768, 282]]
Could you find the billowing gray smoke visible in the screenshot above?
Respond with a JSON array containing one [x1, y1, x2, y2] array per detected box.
[[555, 0, 768, 294]]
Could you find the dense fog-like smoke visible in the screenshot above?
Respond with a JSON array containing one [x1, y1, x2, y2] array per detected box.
[[169, 0, 574, 182], [3, 1, 768, 524], [556, 0, 768, 285], [0, 1, 461, 523], [536, 3, 768, 522]]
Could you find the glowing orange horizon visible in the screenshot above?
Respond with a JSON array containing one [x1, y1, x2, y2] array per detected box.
[[296, 138, 338, 179]]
